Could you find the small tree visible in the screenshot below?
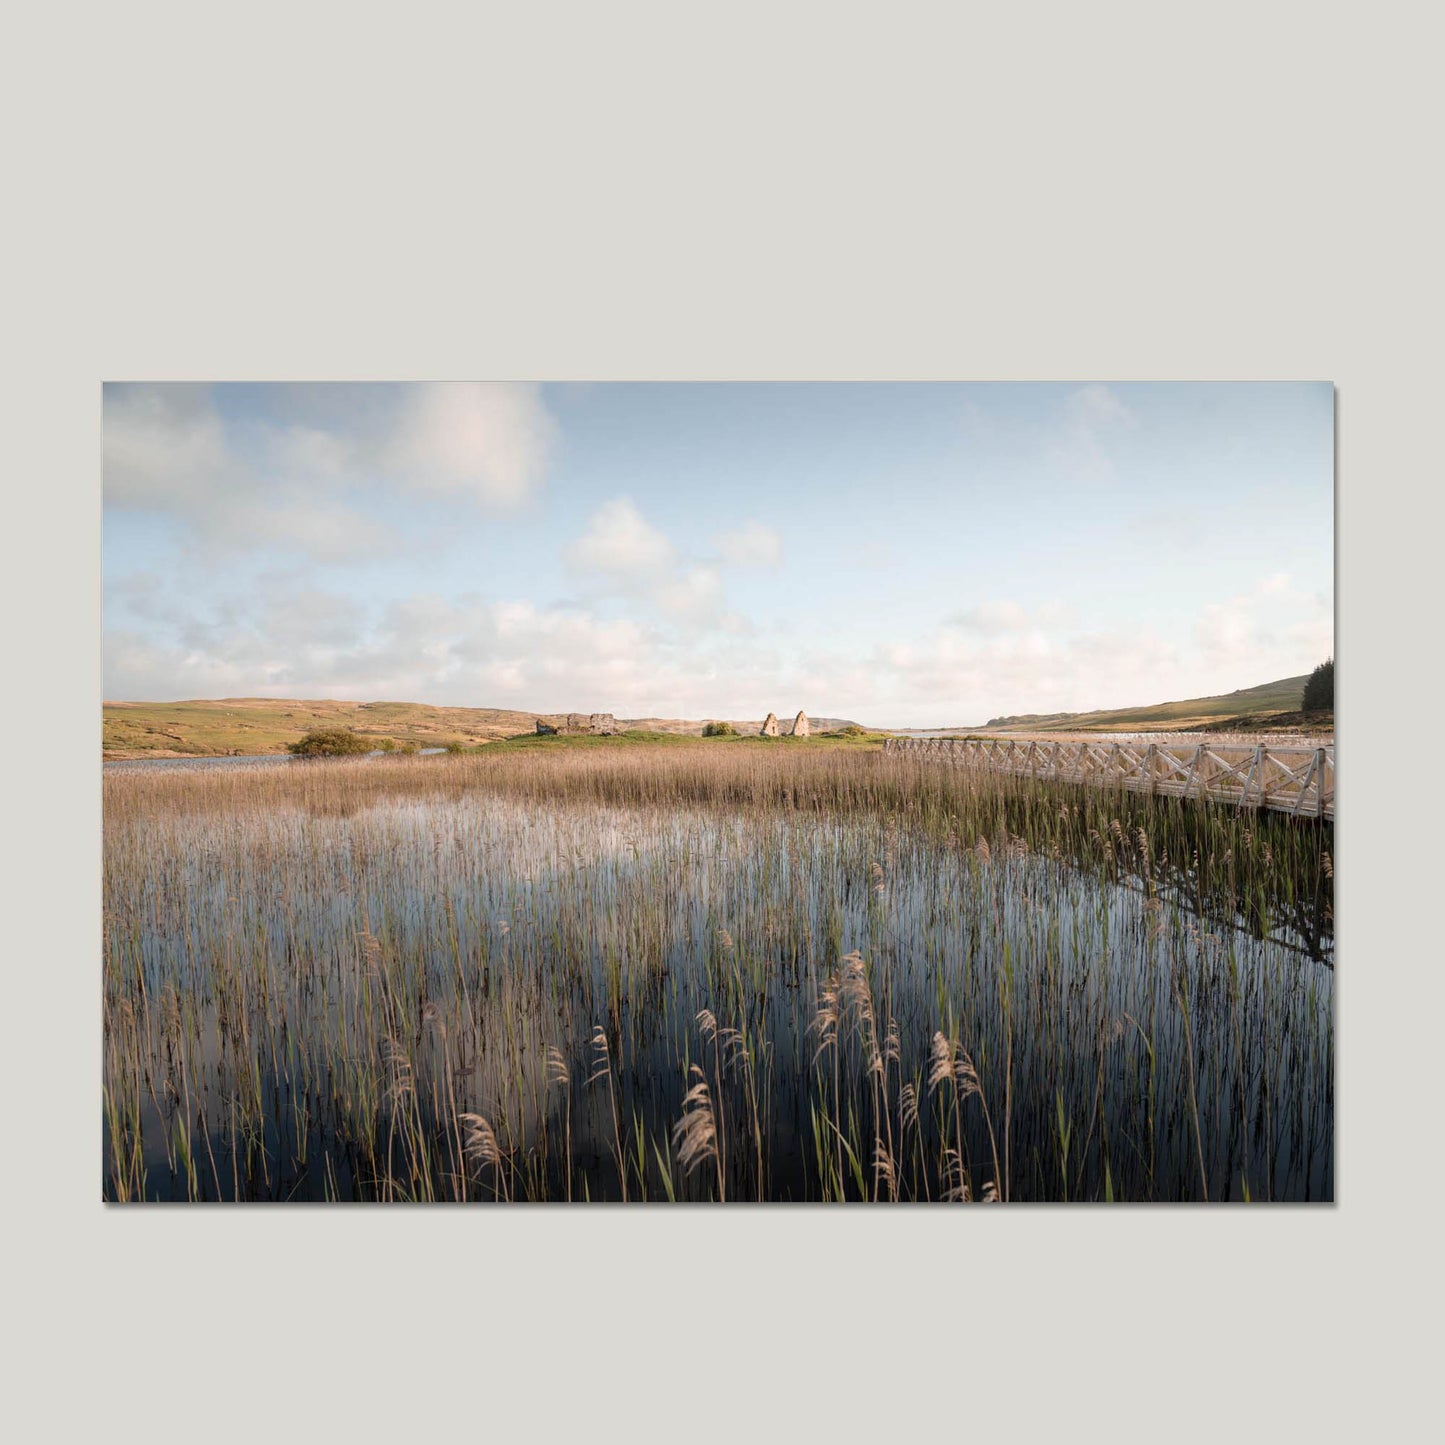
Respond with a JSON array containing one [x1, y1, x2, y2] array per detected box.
[[1302, 658, 1334, 712], [286, 728, 373, 757], [702, 720, 737, 737]]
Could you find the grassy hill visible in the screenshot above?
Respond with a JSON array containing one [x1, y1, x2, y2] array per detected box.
[[102, 698, 869, 758], [103, 676, 1327, 757], [974, 674, 1325, 734], [103, 698, 551, 758]]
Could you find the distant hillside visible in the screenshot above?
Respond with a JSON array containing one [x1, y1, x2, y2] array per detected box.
[[102, 698, 867, 758], [975, 674, 1321, 734], [103, 698, 545, 758]]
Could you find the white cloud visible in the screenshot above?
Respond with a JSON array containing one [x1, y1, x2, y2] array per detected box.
[[104, 552, 1337, 726], [103, 382, 557, 560], [564, 497, 676, 584], [945, 601, 1074, 636], [1196, 574, 1332, 678], [263, 423, 357, 482], [103, 387, 1331, 727], [386, 383, 554, 507], [865, 573, 1333, 724], [564, 499, 742, 633], [869, 623, 1189, 721], [716, 521, 782, 568], [100, 385, 391, 556], [655, 564, 726, 622], [1048, 383, 1138, 481], [104, 385, 233, 509], [946, 601, 1031, 633], [106, 546, 860, 719], [1069, 383, 1135, 431], [568, 505, 783, 616], [105, 588, 649, 707]]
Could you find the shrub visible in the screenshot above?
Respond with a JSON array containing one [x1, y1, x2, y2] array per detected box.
[[702, 720, 737, 737], [1301, 659, 1334, 712], [286, 728, 373, 758], [444, 740, 465, 754], [838, 724, 867, 737]]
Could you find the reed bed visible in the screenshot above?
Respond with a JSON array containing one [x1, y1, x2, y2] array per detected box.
[[102, 745, 1333, 1202]]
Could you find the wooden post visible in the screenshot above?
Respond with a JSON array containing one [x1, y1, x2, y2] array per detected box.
[[1185, 744, 1202, 800], [1292, 751, 1314, 817]]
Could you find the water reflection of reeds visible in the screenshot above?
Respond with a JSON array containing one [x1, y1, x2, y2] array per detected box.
[[103, 748, 1332, 1202]]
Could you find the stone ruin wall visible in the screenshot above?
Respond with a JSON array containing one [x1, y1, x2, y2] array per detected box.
[[759, 710, 810, 736], [535, 712, 618, 736]]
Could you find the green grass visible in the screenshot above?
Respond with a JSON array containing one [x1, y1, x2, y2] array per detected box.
[[482, 729, 893, 753], [484, 729, 704, 751]]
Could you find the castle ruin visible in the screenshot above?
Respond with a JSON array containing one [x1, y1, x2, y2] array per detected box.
[[759, 711, 810, 737], [535, 712, 618, 736]]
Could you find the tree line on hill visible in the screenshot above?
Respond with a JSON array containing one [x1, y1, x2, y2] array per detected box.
[[1302, 659, 1333, 712]]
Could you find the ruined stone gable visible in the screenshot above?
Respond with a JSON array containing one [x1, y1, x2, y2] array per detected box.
[[570, 713, 617, 735], [790, 711, 809, 737], [760, 712, 779, 736]]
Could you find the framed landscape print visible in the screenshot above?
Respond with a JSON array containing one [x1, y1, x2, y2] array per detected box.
[[102, 381, 1334, 1203]]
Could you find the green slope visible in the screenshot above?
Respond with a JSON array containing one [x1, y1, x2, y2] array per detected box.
[[978, 674, 1319, 733]]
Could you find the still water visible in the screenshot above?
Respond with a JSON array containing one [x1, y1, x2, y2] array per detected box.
[[103, 792, 1332, 1202]]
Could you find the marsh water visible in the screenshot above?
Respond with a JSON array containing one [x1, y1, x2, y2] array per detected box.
[[103, 772, 1333, 1203]]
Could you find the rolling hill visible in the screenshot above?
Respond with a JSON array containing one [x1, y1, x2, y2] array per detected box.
[[972, 674, 1323, 734], [102, 698, 866, 758], [102, 698, 544, 758], [102, 675, 1327, 758]]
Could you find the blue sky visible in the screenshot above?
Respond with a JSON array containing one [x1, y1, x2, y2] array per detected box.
[[103, 382, 1333, 726]]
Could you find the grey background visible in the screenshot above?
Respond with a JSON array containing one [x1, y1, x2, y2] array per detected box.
[[2, 2, 1438, 1441]]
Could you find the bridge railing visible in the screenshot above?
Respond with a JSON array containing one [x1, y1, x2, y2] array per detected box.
[[882, 736, 1334, 819]]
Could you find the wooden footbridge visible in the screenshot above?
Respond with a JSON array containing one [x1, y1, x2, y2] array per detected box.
[[883, 735, 1334, 820]]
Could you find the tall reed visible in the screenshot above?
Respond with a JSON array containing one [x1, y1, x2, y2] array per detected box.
[[102, 744, 1333, 1202]]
